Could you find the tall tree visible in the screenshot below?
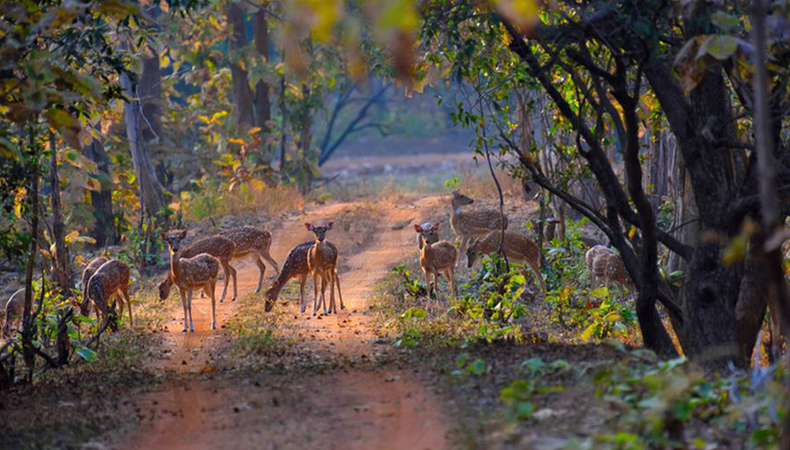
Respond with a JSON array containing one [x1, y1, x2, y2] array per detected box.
[[227, 2, 255, 129]]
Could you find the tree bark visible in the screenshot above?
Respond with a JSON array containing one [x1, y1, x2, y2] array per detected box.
[[49, 134, 72, 292], [140, 48, 164, 143], [253, 9, 271, 133], [82, 137, 116, 247], [22, 126, 39, 383], [120, 71, 166, 219], [227, 2, 254, 129]]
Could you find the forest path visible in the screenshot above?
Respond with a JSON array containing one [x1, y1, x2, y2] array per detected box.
[[115, 196, 451, 450]]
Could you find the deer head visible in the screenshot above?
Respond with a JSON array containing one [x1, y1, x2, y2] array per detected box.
[[161, 229, 188, 253], [305, 222, 334, 242]]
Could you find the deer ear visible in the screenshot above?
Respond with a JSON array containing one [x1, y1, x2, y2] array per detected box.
[[178, 229, 188, 238], [305, 223, 313, 231], [414, 224, 423, 233], [431, 222, 440, 231], [327, 222, 334, 230]]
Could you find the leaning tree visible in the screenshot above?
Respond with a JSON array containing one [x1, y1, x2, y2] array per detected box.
[[421, 0, 790, 367]]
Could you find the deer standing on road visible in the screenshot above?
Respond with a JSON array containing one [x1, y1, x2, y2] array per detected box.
[[86, 259, 133, 328], [585, 245, 633, 297], [162, 230, 220, 332], [466, 230, 545, 294], [306, 222, 345, 315], [158, 235, 236, 303], [220, 226, 280, 294], [265, 241, 312, 312], [450, 191, 508, 266], [415, 222, 458, 299]]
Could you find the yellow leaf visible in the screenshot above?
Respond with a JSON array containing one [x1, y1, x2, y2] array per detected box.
[[64, 230, 80, 244], [228, 138, 245, 146], [248, 127, 262, 136], [13, 188, 26, 219], [160, 55, 171, 68]]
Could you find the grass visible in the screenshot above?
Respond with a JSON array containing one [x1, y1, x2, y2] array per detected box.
[[224, 291, 295, 360], [182, 179, 305, 222]]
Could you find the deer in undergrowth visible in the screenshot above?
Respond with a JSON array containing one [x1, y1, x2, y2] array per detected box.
[[306, 222, 345, 315], [162, 230, 220, 332], [79, 256, 108, 318], [265, 241, 313, 312], [158, 234, 236, 303], [585, 245, 633, 298], [85, 259, 133, 329], [466, 230, 545, 295], [449, 190, 508, 266], [414, 222, 458, 299], [219, 226, 280, 293], [1, 288, 24, 338]]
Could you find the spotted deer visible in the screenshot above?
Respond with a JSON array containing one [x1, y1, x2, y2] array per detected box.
[[158, 235, 236, 303], [466, 230, 545, 294], [162, 230, 220, 332], [220, 226, 280, 293], [1, 288, 24, 338], [585, 245, 633, 297], [450, 191, 508, 266], [86, 259, 133, 327], [414, 222, 458, 299], [265, 241, 313, 312], [79, 256, 108, 318], [305, 222, 345, 315], [417, 221, 439, 250]]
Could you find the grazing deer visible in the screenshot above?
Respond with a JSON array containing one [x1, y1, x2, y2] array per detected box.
[[585, 245, 633, 296], [264, 241, 313, 312], [414, 223, 458, 299], [86, 259, 133, 327], [1, 288, 24, 338], [466, 230, 545, 294], [158, 235, 236, 303], [79, 256, 108, 318], [305, 222, 345, 315], [162, 230, 220, 332], [450, 190, 508, 266], [220, 226, 280, 293]]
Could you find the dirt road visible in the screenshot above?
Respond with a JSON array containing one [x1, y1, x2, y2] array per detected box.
[[115, 197, 451, 450]]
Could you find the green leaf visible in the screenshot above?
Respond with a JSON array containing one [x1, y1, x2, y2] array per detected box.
[[711, 11, 739, 33], [75, 345, 97, 362]]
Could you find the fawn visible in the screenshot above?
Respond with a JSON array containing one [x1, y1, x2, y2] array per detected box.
[[220, 226, 280, 293], [305, 222, 345, 315], [1, 288, 24, 338], [79, 256, 108, 318], [467, 230, 545, 294], [417, 221, 439, 250], [414, 222, 458, 299], [585, 245, 633, 297], [450, 191, 508, 265], [158, 235, 236, 303], [264, 241, 313, 312], [86, 259, 133, 328], [162, 230, 220, 332]]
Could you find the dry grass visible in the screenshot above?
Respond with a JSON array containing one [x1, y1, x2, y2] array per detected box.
[[183, 179, 305, 222], [455, 165, 524, 201]]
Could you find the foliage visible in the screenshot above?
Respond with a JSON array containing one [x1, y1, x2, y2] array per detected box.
[[499, 357, 568, 421]]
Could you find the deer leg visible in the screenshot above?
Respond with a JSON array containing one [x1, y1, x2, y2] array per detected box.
[[121, 285, 133, 326], [329, 271, 337, 314], [433, 272, 440, 299], [254, 255, 266, 293], [529, 261, 545, 295], [321, 274, 328, 315], [448, 268, 457, 300], [178, 289, 188, 332], [312, 273, 321, 316], [229, 262, 238, 301], [209, 282, 217, 330], [219, 262, 231, 303], [457, 237, 469, 267], [299, 274, 308, 313], [334, 269, 345, 310], [262, 250, 280, 277], [186, 290, 194, 333], [424, 270, 433, 298]]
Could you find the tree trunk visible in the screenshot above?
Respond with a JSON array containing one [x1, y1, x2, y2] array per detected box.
[[253, 9, 271, 134], [22, 126, 39, 383], [49, 134, 72, 292], [279, 75, 287, 172], [140, 47, 164, 143], [82, 137, 116, 247], [227, 2, 254, 130], [120, 71, 166, 218]]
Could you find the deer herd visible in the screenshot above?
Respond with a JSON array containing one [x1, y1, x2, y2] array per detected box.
[[0, 191, 634, 337]]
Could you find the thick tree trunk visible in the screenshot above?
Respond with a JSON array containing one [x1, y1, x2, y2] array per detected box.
[[49, 135, 71, 292], [227, 2, 254, 129], [253, 9, 271, 132], [140, 48, 164, 143], [22, 127, 39, 382], [120, 71, 166, 218], [82, 137, 116, 247]]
